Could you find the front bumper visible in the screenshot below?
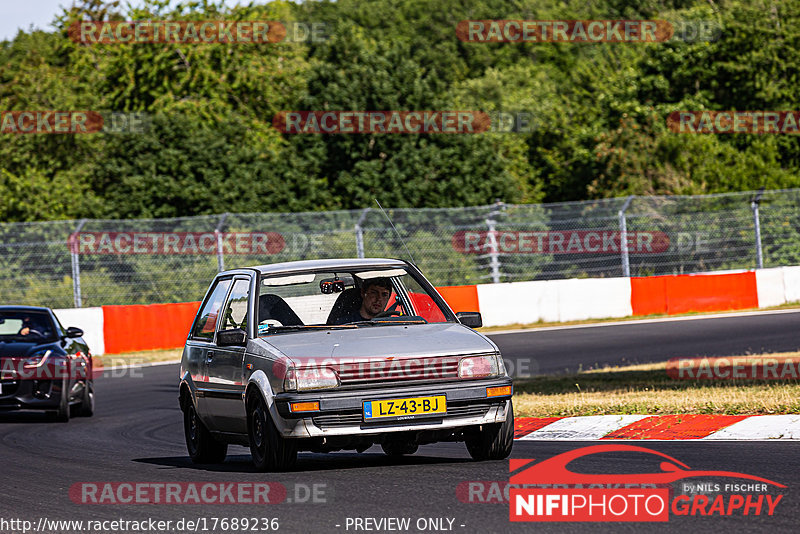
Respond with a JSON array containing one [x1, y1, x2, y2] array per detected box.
[[271, 377, 513, 438], [0, 378, 63, 411]]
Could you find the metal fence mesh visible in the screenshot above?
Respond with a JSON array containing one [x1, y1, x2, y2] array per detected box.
[[1, 188, 797, 307]]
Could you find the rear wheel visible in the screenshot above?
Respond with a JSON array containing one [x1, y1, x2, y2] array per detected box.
[[183, 402, 227, 463], [381, 441, 418, 456], [465, 401, 514, 461], [247, 392, 297, 472]]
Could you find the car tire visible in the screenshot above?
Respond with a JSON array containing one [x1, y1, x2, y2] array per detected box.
[[381, 441, 419, 456], [78, 381, 95, 417], [53, 374, 70, 422], [247, 392, 297, 472], [465, 401, 514, 461], [183, 402, 228, 464]]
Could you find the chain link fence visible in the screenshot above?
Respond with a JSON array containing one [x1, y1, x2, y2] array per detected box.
[[1, 188, 798, 308]]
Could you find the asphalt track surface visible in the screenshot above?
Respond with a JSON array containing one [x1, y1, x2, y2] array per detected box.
[[490, 309, 800, 376], [1, 313, 799, 534]]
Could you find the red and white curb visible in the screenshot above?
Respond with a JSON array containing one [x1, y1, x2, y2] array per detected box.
[[514, 415, 800, 440]]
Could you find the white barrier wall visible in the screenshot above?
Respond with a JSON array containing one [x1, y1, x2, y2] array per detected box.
[[477, 277, 632, 327], [53, 307, 105, 355], [755, 267, 787, 308], [783, 265, 800, 304], [556, 277, 633, 322]]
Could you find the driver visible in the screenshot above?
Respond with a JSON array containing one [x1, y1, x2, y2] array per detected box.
[[340, 277, 393, 323], [18, 315, 45, 337]]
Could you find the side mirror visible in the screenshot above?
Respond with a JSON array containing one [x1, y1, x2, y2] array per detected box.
[[65, 326, 84, 338], [217, 328, 247, 347], [456, 311, 482, 329]]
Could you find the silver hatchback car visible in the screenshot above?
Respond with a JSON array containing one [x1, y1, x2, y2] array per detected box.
[[179, 258, 513, 471]]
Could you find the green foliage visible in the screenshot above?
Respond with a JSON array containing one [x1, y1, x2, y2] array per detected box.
[[1, 0, 800, 218]]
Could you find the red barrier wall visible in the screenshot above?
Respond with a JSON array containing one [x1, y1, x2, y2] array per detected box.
[[437, 285, 480, 313], [630, 276, 668, 315], [102, 302, 201, 354], [102, 285, 480, 354], [631, 272, 758, 316]]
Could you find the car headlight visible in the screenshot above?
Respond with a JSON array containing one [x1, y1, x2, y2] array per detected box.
[[23, 350, 51, 368], [458, 354, 500, 379], [284, 366, 340, 391]]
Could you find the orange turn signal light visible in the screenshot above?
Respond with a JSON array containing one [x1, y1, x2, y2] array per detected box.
[[486, 385, 512, 398], [290, 401, 320, 413]]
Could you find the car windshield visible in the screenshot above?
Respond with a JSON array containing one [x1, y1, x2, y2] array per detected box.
[[0, 311, 57, 341], [257, 266, 455, 335]]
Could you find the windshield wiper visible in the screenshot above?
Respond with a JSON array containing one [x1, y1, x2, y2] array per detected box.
[[348, 319, 427, 327], [260, 324, 358, 334]]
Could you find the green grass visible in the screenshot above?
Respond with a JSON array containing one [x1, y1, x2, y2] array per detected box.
[[513, 355, 800, 417]]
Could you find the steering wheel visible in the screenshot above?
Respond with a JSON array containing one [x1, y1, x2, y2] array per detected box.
[[373, 308, 402, 319], [373, 298, 402, 319]]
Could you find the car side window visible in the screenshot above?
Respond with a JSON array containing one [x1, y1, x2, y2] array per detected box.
[[220, 278, 250, 331], [192, 279, 232, 340]]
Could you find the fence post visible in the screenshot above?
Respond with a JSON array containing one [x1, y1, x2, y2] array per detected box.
[[485, 201, 505, 283], [215, 212, 229, 272], [751, 188, 765, 269], [618, 196, 635, 277], [70, 219, 87, 308], [355, 208, 370, 258]]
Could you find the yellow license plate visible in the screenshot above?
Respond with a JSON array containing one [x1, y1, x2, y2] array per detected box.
[[363, 395, 446, 420]]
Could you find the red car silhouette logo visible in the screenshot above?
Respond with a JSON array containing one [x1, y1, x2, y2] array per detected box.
[[510, 444, 785, 487]]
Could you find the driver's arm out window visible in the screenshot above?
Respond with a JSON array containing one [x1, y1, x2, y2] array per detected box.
[[192, 279, 232, 340]]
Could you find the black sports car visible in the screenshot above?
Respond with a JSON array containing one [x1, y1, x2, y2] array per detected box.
[[0, 306, 94, 421]]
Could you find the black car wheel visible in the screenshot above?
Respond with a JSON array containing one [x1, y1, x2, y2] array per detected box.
[[381, 441, 419, 456], [465, 401, 514, 461], [52, 374, 70, 422], [183, 402, 227, 463], [78, 380, 95, 417], [247, 392, 297, 472]]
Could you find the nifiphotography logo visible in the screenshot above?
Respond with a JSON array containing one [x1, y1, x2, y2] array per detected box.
[[509, 445, 785, 522]]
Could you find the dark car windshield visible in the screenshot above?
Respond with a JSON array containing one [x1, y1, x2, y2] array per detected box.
[[0, 311, 57, 342], [257, 266, 455, 336]]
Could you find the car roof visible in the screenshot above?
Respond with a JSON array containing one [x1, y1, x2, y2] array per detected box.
[[243, 258, 408, 276], [0, 305, 53, 313]]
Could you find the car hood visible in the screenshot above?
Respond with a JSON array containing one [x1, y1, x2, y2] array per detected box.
[[0, 340, 61, 358], [257, 322, 496, 361]]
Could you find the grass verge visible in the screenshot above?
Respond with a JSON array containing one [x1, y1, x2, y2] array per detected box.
[[512, 353, 800, 417], [95, 348, 181, 368]]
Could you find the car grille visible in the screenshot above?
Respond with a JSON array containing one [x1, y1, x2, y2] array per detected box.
[[0, 380, 19, 397], [333, 356, 461, 388], [311, 402, 497, 429]]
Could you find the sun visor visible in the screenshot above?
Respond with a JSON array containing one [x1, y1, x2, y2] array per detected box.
[[356, 268, 407, 280]]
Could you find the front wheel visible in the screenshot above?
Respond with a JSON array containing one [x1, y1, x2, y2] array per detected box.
[[183, 402, 227, 463], [78, 381, 95, 417], [53, 374, 70, 422], [465, 401, 514, 461], [247, 392, 297, 472]]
